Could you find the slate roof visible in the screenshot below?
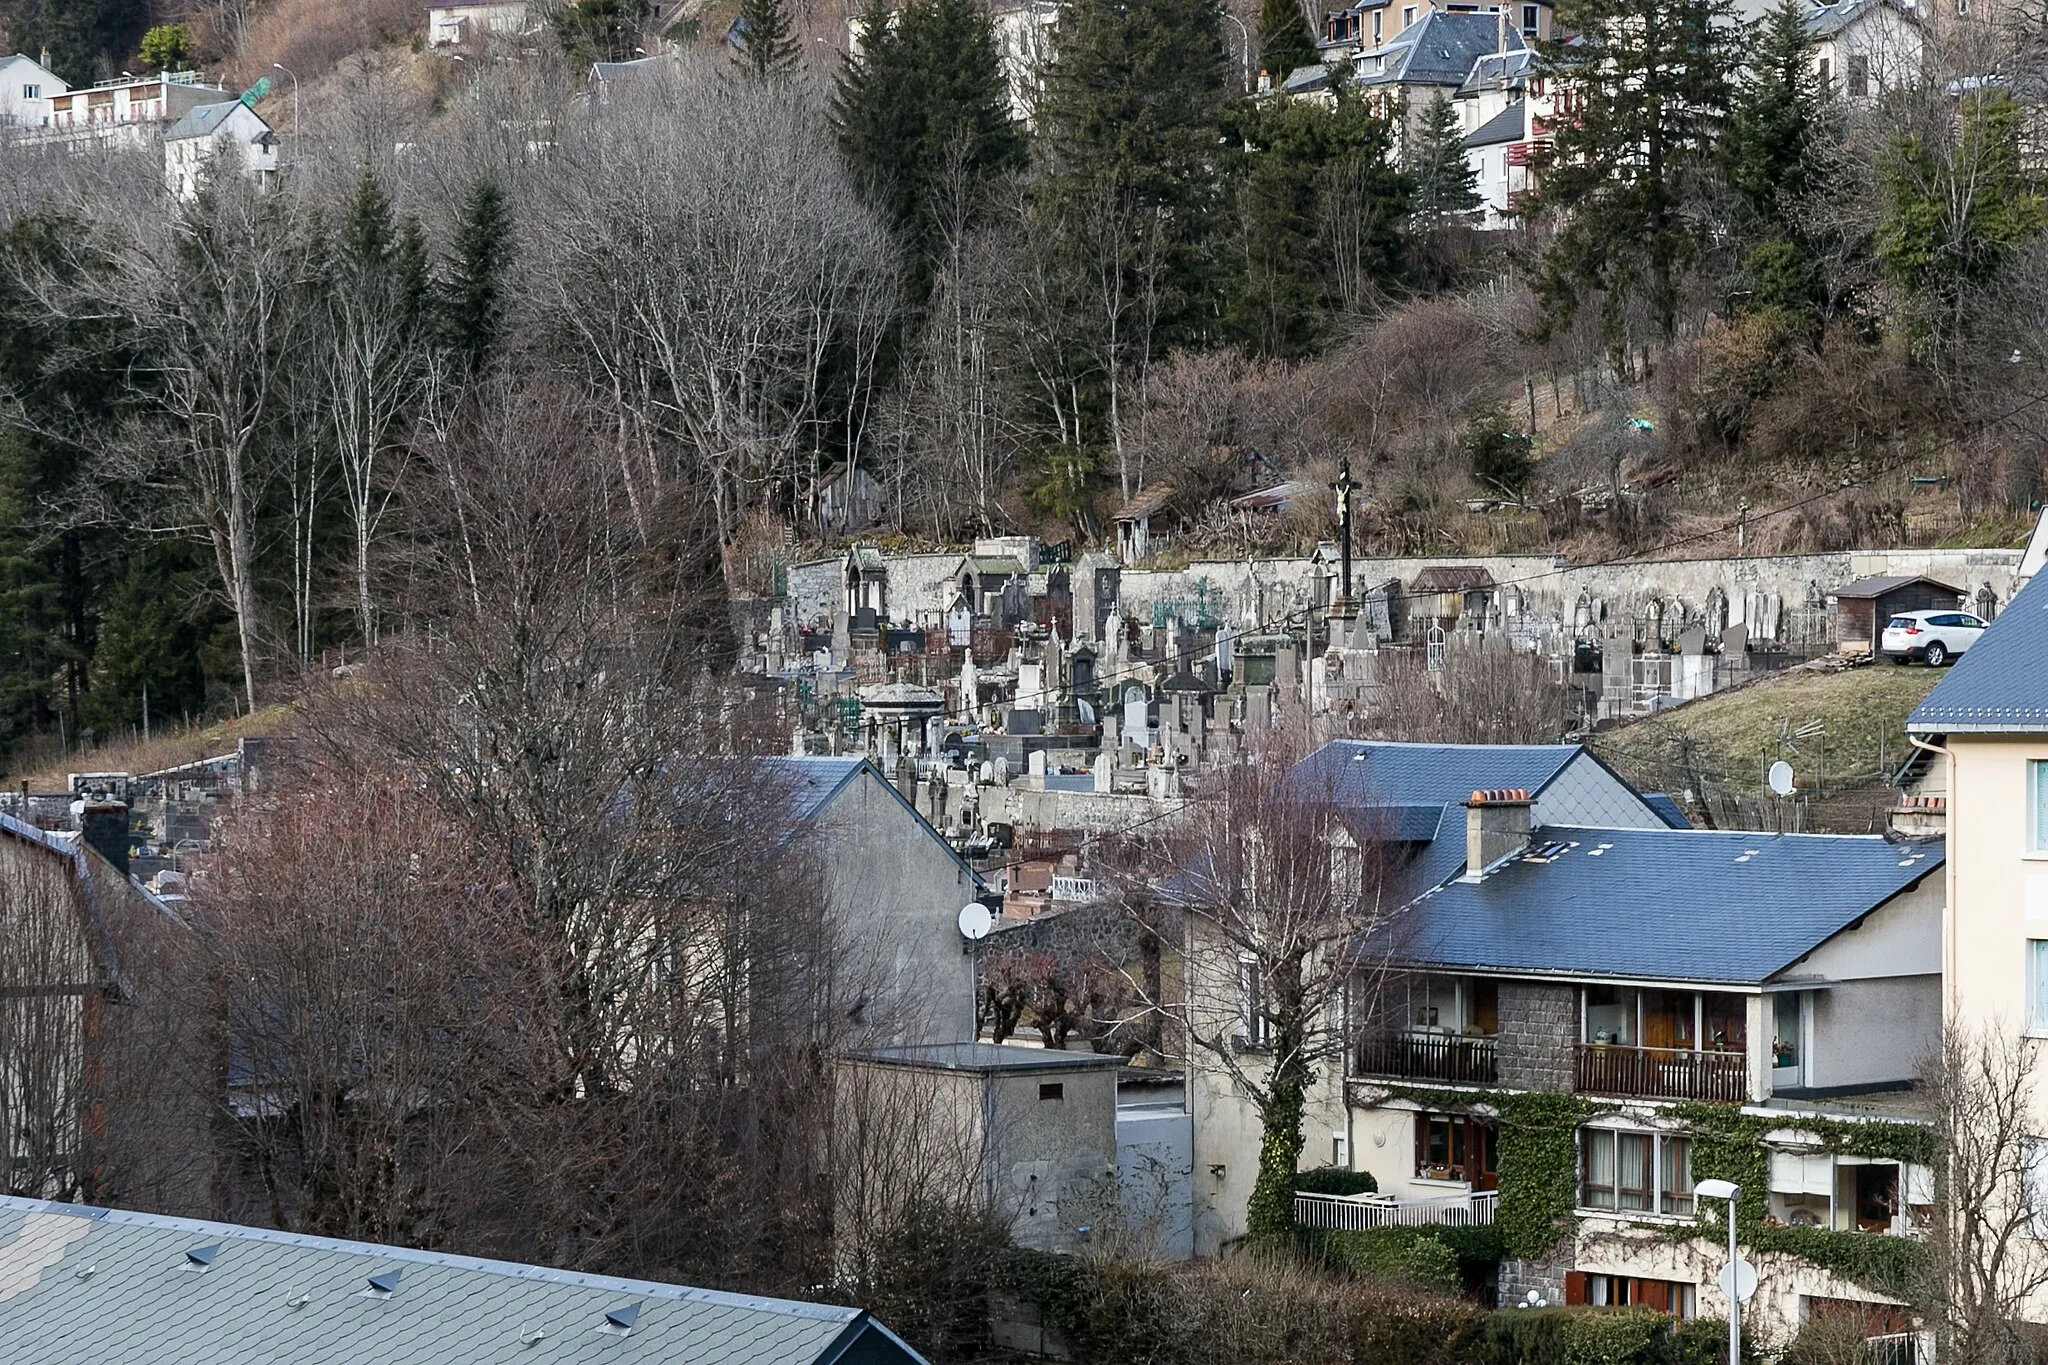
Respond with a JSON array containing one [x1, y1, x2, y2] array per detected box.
[[1459, 48, 1533, 95], [1367, 826, 1943, 984], [1283, 61, 1335, 94], [1641, 793, 1693, 829], [1804, 0, 1902, 39], [763, 756, 988, 888], [1909, 570, 2048, 732], [163, 100, 246, 142], [1832, 574, 1962, 600], [1356, 12, 1525, 88], [1412, 564, 1497, 592], [1464, 100, 1526, 149], [848, 1042, 1125, 1073], [1287, 739, 1584, 810], [961, 555, 1026, 577], [0, 1197, 924, 1365]]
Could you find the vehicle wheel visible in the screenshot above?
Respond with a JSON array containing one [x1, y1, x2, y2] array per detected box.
[[1925, 642, 1948, 667]]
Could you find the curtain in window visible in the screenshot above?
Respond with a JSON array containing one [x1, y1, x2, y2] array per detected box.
[[1661, 1137, 1694, 1215], [2032, 761, 2048, 852], [1618, 1133, 1652, 1211], [1583, 1131, 1616, 1209]]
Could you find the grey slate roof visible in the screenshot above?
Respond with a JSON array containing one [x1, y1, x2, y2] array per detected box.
[[764, 756, 988, 889], [1285, 739, 1583, 810], [1356, 12, 1524, 88], [1804, 0, 1899, 39], [1367, 825, 1943, 984], [1909, 570, 2048, 732], [1459, 48, 1533, 95], [1463, 99, 1526, 149], [0, 1197, 925, 1365], [1832, 574, 1962, 600], [1641, 793, 1693, 830], [848, 1042, 1125, 1072], [163, 100, 242, 142]]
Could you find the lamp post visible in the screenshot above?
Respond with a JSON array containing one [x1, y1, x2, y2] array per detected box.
[[1695, 1178, 1745, 1365], [272, 63, 298, 163], [1220, 11, 1252, 93]]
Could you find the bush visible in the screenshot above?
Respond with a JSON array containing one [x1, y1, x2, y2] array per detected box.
[[1322, 1224, 1505, 1293], [1463, 403, 1534, 500], [1481, 1307, 1754, 1365], [1296, 1167, 1378, 1196]]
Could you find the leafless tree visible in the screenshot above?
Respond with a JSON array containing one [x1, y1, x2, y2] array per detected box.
[[0, 834, 93, 1201], [1357, 644, 1571, 745], [1914, 1018, 2048, 1365]]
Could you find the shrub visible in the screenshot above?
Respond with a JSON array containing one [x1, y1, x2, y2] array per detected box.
[[1463, 403, 1534, 500], [1322, 1224, 1504, 1293], [1295, 1167, 1378, 1196]]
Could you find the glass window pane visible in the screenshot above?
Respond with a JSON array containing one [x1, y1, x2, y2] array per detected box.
[[2033, 943, 2048, 1032], [1586, 985, 1636, 1045], [1583, 1130, 1616, 1209], [1704, 994, 1746, 1050], [2033, 763, 2048, 852], [1619, 1133, 1652, 1211], [1661, 1137, 1694, 1216]]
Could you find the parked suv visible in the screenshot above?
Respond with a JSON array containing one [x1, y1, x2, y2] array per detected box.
[[1881, 610, 1987, 666]]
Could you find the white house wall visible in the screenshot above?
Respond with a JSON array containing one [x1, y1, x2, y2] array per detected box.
[[1803, 975, 1940, 1091]]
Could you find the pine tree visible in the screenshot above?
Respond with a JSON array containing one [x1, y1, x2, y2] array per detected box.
[[437, 178, 515, 379], [1530, 0, 1738, 353], [833, 0, 1023, 294], [736, 0, 802, 80], [552, 0, 651, 64], [1409, 92, 1481, 227], [1721, 0, 1832, 320], [1256, 0, 1316, 86]]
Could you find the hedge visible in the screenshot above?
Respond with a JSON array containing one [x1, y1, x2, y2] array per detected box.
[[1314, 1223, 1508, 1293], [1297, 1167, 1380, 1197]]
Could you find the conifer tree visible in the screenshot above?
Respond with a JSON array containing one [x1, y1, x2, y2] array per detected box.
[[1721, 0, 1831, 320], [737, 0, 802, 80], [1530, 0, 1738, 353], [552, 0, 651, 63], [437, 178, 515, 379], [1409, 91, 1481, 227], [833, 0, 1023, 294], [1256, 0, 1316, 86]]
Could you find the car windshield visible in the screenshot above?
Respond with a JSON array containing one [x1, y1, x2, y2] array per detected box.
[[1886, 617, 1916, 628]]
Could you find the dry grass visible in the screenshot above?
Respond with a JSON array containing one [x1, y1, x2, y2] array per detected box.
[[9, 703, 297, 792], [225, 0, 421, 96]]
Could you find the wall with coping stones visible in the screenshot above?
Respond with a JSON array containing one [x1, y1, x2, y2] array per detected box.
[[1496, 982, 1577, 1094]]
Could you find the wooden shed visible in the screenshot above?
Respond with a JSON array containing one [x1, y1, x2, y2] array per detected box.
[[1829, 574, 1963, 654]]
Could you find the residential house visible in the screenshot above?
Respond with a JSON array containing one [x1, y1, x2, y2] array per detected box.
[[427, 0, 536, 46], [1829, 574, 1965, 655], [0, 52, 67, 128], [1805, 0, 1922, 101], [30, 70, 231, 153], [162, 99, 280, 200], [1455, 48, 1559, 226], [1336, 10, 1528, 147], [0, 1195, 928, 1364], [1330, 790, 1944, 1342], [769, 756, 989, 1045], [1187, 740, 1681, 1256], [1319, 0, 1552, 63]]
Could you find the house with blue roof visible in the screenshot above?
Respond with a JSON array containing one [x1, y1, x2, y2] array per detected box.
[[766, 756, 989, 1047]]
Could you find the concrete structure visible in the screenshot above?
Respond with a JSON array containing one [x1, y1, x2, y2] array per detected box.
[[0, 52, 66, 129], [162, 99, 279, 200], [29, 71, 229, 152], [0, 1195, 928, 1364], [427, 1, 535, 46]]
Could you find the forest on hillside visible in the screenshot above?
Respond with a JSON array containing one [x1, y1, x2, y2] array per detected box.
[[3, 0, 2048, 763]]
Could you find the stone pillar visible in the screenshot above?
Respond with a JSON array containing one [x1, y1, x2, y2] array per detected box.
[[1496, 981, 1577, 1092]]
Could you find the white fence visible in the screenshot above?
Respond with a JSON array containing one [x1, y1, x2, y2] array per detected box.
[[1294, 1189, 1499, 1232]]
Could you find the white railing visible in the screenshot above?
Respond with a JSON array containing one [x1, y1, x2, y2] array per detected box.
[[1294, 1189, 1499, 1231], [1050, 876, 1098, 903], [1862, 1333, 1919, 1365]]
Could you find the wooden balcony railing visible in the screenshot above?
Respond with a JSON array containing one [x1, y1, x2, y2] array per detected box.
[[1354, 1031, 1498, 1085], [1575, 1043, 1748, 1102]]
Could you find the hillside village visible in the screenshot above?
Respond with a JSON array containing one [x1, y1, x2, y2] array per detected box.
[[10, 0, 2048, 1362]]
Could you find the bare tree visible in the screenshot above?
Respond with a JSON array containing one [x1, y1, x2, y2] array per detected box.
[[1358, 645, 1571, 745], [1915, 1018, 2048, 1365]]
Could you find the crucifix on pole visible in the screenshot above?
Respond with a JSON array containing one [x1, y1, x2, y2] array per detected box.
[[1334, 458, 1358, 606]]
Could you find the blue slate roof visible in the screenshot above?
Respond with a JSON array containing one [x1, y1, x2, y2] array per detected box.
[[1909, 570, 2048, 732], [1287, 739, 1583, 810], [1356, 11, 1525, 88], [1370, 826, 1943, 984], [1642, 793, 1693, 829], [763, 756, 987, 889], [0, 1196, 925, 1365]]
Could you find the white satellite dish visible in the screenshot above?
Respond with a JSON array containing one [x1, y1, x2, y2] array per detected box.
[[957, 902, 994, 941], [1768, 761, 1795, 797]]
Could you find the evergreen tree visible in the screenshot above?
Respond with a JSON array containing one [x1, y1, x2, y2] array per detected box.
[[1463, 403, 1532, 498], [437, 178, 515, 380], [833, 0, 1024, 296], [1409, 92, 1481, 227], [1721, 0, 1833, 321], [736, 0, 802, 80], [0, 0, 149, 84], [1255, 0, 1316, 86], [1222, 88, 1408, 356], [1530, 0, 1738, 354], [137, 22, 192, 73], [552, 0, 651, 64]]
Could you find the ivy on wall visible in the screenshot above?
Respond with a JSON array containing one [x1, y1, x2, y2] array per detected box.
[[1372, 1088, 1934, 1288]]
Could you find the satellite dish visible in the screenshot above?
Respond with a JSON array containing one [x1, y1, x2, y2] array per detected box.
[[957, 903, 994, 940], [1768, 761, 1795, 797]]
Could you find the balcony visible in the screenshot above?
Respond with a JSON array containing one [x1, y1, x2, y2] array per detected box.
[[1355, 1031, 1498, 1085], [1576, 1043, 1748, 1103], [1295, 1189, 1499, 1232]]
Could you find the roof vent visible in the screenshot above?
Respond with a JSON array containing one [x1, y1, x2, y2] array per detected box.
[[600, 1302, 643, 1336], [521, 1327, 549, 1346], [185, 1244, 219, 1269], [362, 1269, 402, 1298], [74, 1265, 96, 1281], [286, 1292, 312, 1310]]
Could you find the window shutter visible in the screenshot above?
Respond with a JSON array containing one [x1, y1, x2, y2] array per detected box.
[[1563, 1271, 1589, 1306], [1639, 1279, 1669, 1311]]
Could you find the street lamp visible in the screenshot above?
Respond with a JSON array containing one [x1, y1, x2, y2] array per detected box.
[[1220, 12, 1252, 93], [1695, 1179, 1750, 1365], [272, 63, 298, 163]]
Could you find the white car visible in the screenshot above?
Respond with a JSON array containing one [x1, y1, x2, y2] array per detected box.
[[1881, 609, 1987, 666]]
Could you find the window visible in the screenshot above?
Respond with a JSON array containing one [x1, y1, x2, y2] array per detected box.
[[2031, 941, 2048, 1033], [1818, 57, 1830, 91], [1414, 1112, 1499, 1186], [1582, 1129, 1692, 1216], [1402, 6, 1417, 29], [1772, 992, 1802, 1072], [1238, 955, 1269, 1047], [1521, 3, 1538, 31], [1584, 984, 1637, 1045], [23, 83, 39, 100], [1847, 53, 1869, 97], [1039, 1082, 1064, 1101], [1569, 1274, 1697, 1321], [2031, 762, 2048, 852], [1373, 10, 1383, 40]]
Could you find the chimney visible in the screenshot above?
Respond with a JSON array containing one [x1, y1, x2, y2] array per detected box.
[[81, 801, 131, 878], [1463, 788, 1532, 880]]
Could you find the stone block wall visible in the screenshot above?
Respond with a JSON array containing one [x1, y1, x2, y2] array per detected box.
[[1498, 1246, 1574, 1309], [1497, 982, 1576, 1092]]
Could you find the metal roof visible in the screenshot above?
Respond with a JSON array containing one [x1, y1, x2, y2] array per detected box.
[[1909, 570, 2048, 731], [1369, 826, 1942, 985], [163, 100, 247, 142], [1286, 739, 1584, 811], [0, 1197, 925, 1365], [847, 1042, 1125, 1072], [1831, 574, 1962, 600]]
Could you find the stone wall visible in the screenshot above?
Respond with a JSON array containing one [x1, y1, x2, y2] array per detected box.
[[1496, 982, 1576, 1093], [1498, 1246, 1575, 1309]]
